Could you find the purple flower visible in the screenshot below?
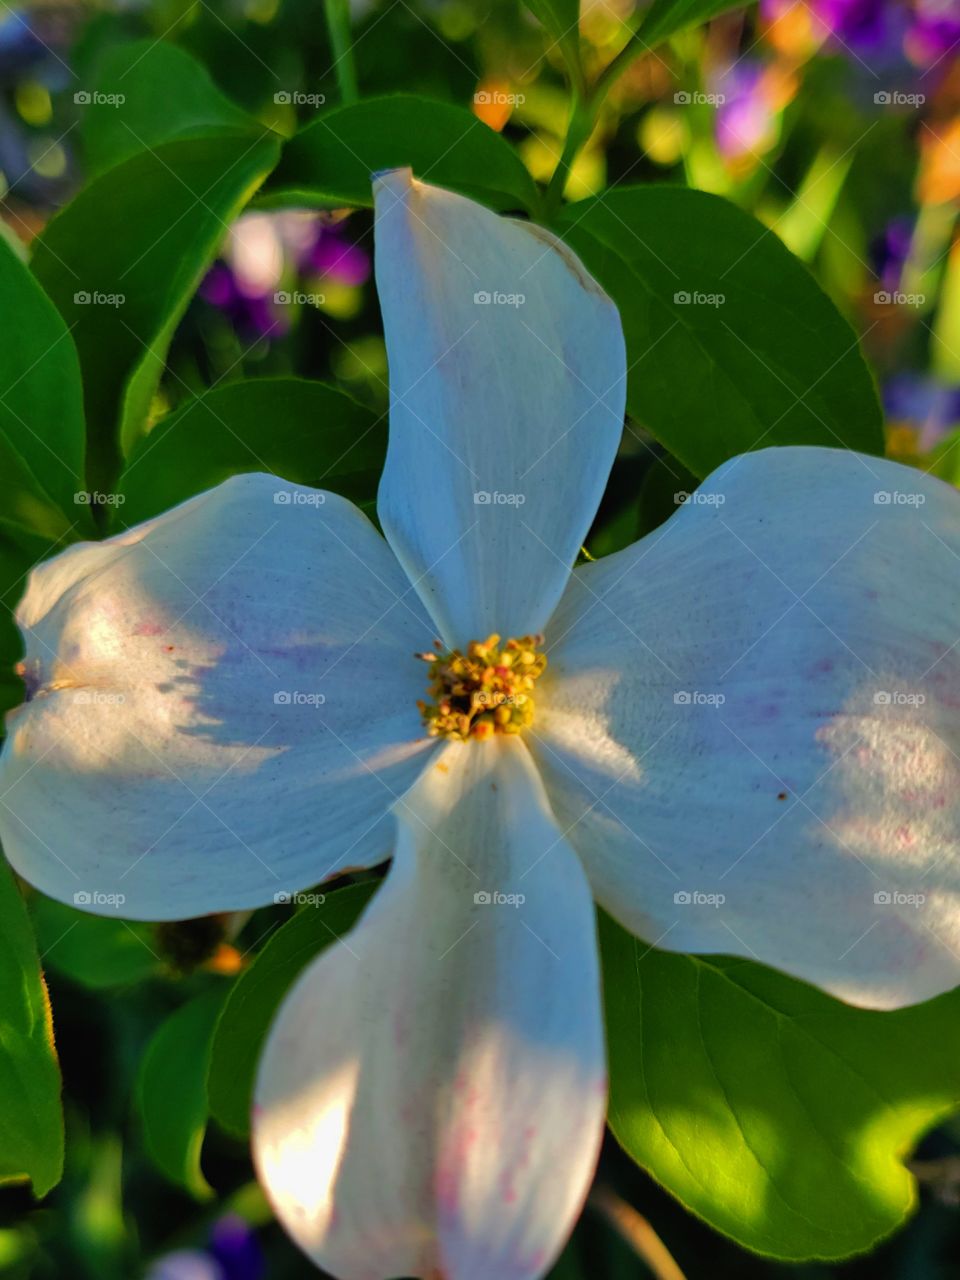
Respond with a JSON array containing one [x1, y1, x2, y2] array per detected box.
[[907, 0, 960, 62], [870, 215, 914, 292], [146, 1217, 263, 1280], [209, 1215, 263, 1280], [304, 227, 370, 287], [884, 372, 960, 449], [711, 62, 776, 160]]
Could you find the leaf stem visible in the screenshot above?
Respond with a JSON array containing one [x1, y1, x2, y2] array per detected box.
[[323, 0, 359, 104]]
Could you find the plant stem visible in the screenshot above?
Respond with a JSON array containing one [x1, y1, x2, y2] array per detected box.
[[323, 0, 359, 104], [542, 95, 592, 221], [542, 31, 645, 221]]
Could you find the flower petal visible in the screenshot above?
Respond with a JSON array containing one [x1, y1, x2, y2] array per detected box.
[[374, 169, 626, 646], [533, 446, 960, 1009], [253, 736, 606, 1280], [0, 474, 435, 919]]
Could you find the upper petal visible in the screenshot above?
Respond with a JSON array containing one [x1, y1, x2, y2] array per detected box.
[[374, 169, 626, 646], [532, 446, 960, 1009], [253, 735, 606, 1280], [0, 474, 436, 919]]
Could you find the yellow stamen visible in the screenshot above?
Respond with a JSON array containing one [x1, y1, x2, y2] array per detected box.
[[416, 633, 547, 741]]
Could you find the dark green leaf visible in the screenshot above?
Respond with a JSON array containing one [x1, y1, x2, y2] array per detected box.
[[117, 377, 384, 525], [30, 895, 161, 989], [0, 241, 88, 538], [208, 883, 375, 1138], [557, 186, 884, 477], [261, 94, 539, 214], [136, 985, 228, 1198], [601, 910, 960, 1260], [31, 132, 282, 489], [637, 0, 757, 47], [81, 39, 256, 178], [0, 861, 64, 1197]]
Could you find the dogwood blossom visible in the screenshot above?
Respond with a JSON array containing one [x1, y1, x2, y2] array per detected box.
[[2, 169, 960, 1280]]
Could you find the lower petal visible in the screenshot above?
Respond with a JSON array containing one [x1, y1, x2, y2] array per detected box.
[[253, 736, 606, 1280], [534, 446, 960, 1009]]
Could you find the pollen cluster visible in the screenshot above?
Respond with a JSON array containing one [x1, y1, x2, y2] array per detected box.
[[417, 634, 547, 741]]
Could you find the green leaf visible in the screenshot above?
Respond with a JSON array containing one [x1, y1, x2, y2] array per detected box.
[[0, 861, 64, 1197], [29, 895, 161, 989], [208, 883, 375, 1138], [0, 240, 88, 539], [600, 910, 960, 1260], [136, 986, 228, 1198], [556, 186, 884, 477], [261, 94, 539, 214], [117, 377, 384, 525], [81, 39, 256, 178], [31, 132, 282, 487], [636, 0, 757, 47]]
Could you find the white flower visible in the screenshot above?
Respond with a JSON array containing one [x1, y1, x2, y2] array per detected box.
[[3, 168, 960, 1280]]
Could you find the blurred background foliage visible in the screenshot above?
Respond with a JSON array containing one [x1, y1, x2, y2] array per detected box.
[[1, 0, 960, 1276]]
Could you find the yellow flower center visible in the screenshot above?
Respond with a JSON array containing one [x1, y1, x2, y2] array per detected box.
[[416, 633, 547, 741]]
